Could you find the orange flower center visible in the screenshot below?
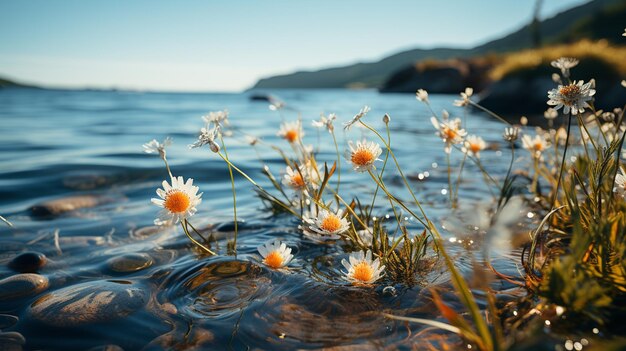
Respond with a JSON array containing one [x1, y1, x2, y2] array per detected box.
[[164, 190, 191, 213], [559, 84, 581, 103], [351, 149, 375, 166], [469, 143, 482, 153], [320, 214, 342, 232], [443, 127, 458, 140], [284, 130, 298, 143], [352, 262, 374, 282], [291, 173, 305, 188], [534, 142, 544, 151], [263, 251, 284, 268]]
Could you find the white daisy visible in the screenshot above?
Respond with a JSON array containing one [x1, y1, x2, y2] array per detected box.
[[282, 163, 320, 190], [190, 125, 220, 152], [522, 134, 550, 160], [343, 106, 370, 131], [356, 228, 374, 247], [258, 240, 294, 269], [345, 139, 383, 173], [341, 250, 385, 285], [431, 116, 467, 154], [464, 135, 487, 158], [547, 80, 596, 115], [503, 127, 520, 142], [550, 57, 579, 78], [621, 80, 626, 88], [312, 113, 337, 132], [453, 87, 474, 107], [151, 176, 202, 225], [301, 206, 350, 241], [143, 137, 172, 160], [202, 110, 229, 126], [544, 108, 558, 120], [416, 89, 429, 103], [615, 168, 626, 199], [277, 121, 303, 143]]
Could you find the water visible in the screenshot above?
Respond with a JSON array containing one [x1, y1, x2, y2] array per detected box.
[[0, 88, 527, 350]]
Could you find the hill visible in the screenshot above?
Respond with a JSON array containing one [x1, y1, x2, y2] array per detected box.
[[252, 0, 625, 90]]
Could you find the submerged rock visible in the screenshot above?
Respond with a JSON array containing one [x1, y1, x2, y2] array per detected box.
[[0, 331, 26, 350], [106, 253, 153, 273], [0, 274, 49, 300], [28, 280, 147, 327], [0, 314, 19, 329], [8, 252, 47, 273], [30, 195, 105, 218]]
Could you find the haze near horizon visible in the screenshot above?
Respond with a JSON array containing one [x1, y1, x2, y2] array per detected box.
[[0, 0, 589, 92]]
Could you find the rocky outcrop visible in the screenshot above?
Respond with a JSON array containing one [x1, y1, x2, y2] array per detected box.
[[380, 59, 493, 94]]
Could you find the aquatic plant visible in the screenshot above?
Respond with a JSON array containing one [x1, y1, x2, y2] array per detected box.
[[142, 29, 626, 350]]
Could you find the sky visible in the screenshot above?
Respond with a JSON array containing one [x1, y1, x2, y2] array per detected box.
[[0, 0, 590, 92]]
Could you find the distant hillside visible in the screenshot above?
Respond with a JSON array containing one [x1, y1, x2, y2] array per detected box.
[[0, 77, 35, 89], [252, 0, 625, 90]]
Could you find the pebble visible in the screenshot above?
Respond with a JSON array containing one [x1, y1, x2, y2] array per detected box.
[[0, 314, 19, 329], [28, 280, 146, 327], [30, 195, 104, 217], [0, 331, 26, 350], [0, 274, 49, 300], [8, 252, 48, 273], [106, 253, 153, 273]]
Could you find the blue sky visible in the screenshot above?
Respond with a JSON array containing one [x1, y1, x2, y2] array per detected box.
[[0, 0, 589, 92]]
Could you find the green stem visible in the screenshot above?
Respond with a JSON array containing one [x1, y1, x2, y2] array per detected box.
[[453, 152, 467, 206], [446, 151, 453, 207], [551, 113, 572, 209], [358, 121, 430, 223], [367, 124, 392, 221], [502, 143, 515, 193], [216, 152, 301, 218], [469, 100, 512, 126], [220, 135, 238, 254], [181, 220, 216, 255], [331, 130, 341, 194]]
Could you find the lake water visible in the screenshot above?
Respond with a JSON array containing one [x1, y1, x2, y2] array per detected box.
[[0, 88, 528, 350]]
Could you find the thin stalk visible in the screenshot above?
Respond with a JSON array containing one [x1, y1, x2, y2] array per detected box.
[[186, 220, 209, 242], [331, 130, 341, 194], [502, 142, 515, 192], [469, 100, 512, 126], [369, 168, 404, 241], [181, 219, 216, 255], [551, 113, 572, 209], [358, 121, 430, 222], [453, 152, 468, 205], [367, 124, 392, 220], [220, 135, 238, 254], [531, 157, 540, 194], [365, 170, 428, 229], [163, 157, 174, 180], [216, 152, 301, 218], [476, 158, 497, 200], [447, 151, 454, 206]]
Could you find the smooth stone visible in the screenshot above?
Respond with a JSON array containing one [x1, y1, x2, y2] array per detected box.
[[8, 252, 47, 273], [29, 280, 146, 327], [0, 274, 49, 300], [30, 195, 104, 217], [106, 253, 153, 273], [0, 314, 19, 329], [0, 331, 26, 350]]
